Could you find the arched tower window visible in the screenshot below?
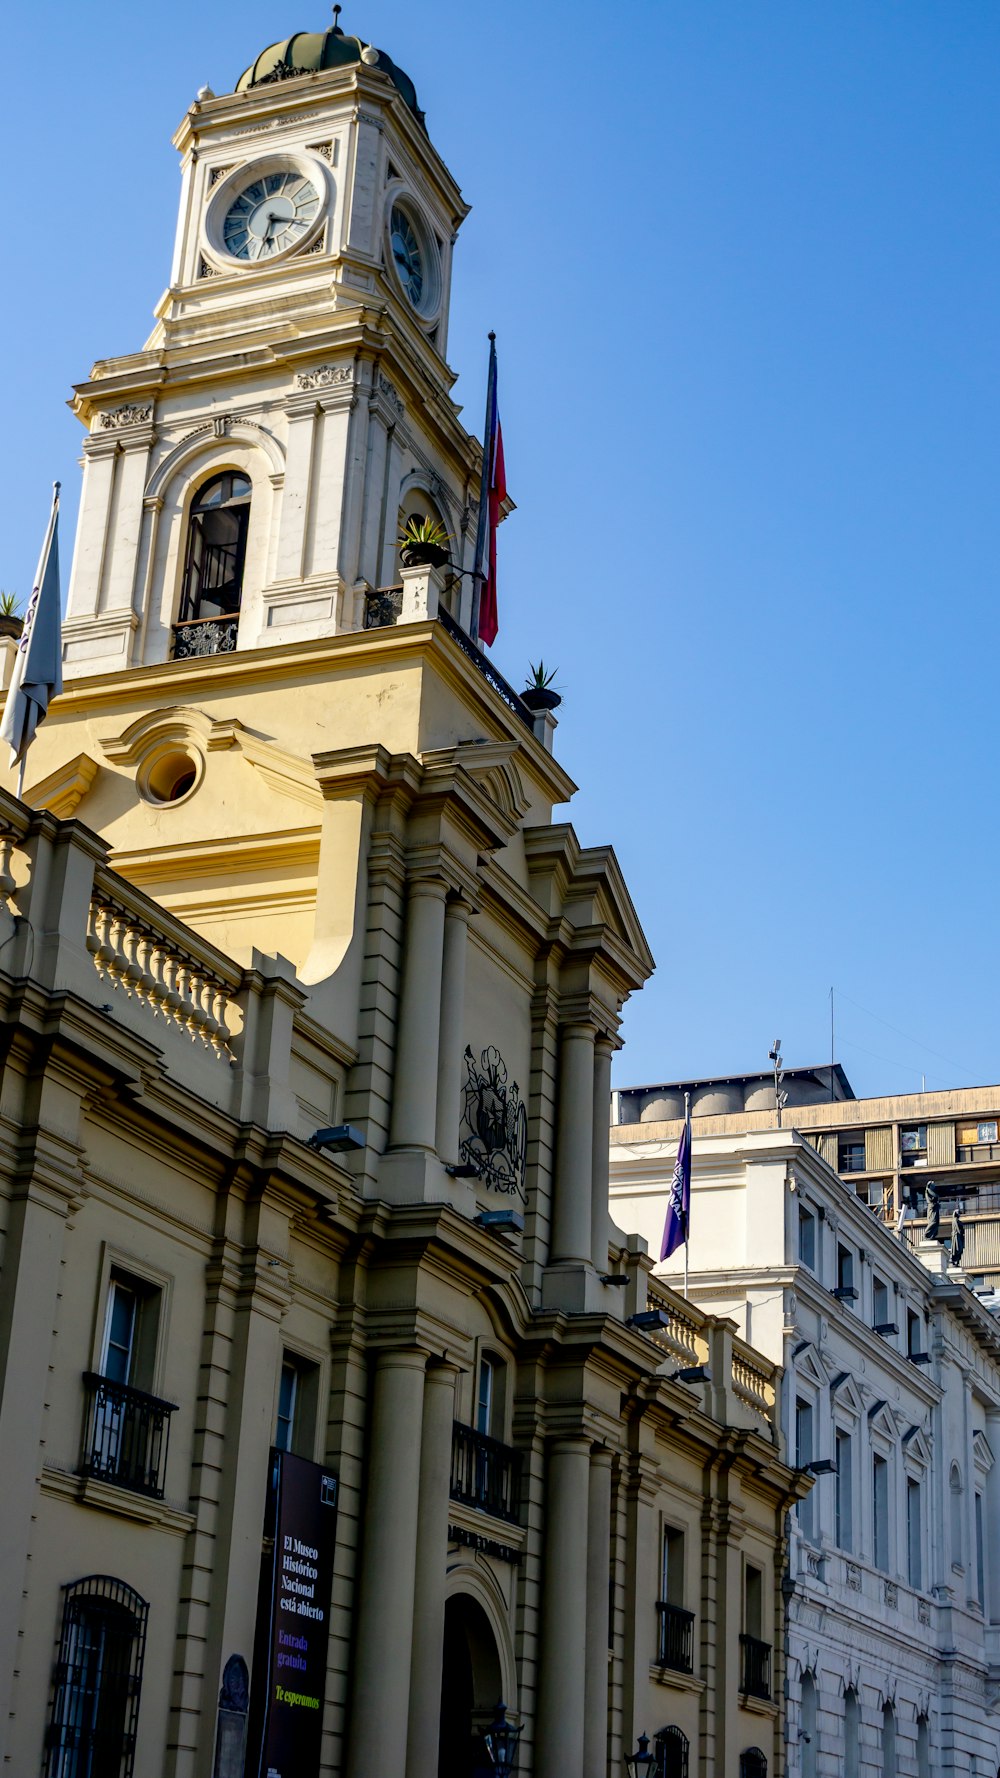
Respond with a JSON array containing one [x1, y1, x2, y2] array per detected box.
[[180, 472, 251, 623], [655, 1725, 690, 1778], [45, 1576, 149, 1778]]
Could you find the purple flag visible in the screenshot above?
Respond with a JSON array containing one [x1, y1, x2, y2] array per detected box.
[[660, 1106, 691, 1261]]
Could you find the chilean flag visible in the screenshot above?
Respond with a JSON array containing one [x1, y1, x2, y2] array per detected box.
[[473, 333, 506, 647]]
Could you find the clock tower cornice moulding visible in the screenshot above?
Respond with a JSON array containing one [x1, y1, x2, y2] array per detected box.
[[173, 66, 467, 226]]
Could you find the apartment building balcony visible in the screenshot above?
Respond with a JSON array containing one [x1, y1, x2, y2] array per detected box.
[[739, 1634, 772, 1700], [656, 1602, 695, 1673], [450, 1422, 522, 1524], [79, 1373, 176, 1499]]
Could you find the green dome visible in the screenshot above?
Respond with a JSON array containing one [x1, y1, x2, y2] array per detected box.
[[235, 25, 425, 128]]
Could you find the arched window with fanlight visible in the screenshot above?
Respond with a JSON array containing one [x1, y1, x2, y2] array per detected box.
[[45, 1576, 149, 1778], [179, 471, 252, 628], [655, 1724, 690, 1778]]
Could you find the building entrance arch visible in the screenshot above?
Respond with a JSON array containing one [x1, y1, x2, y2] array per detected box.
[[438, 1592, 505, 1778]]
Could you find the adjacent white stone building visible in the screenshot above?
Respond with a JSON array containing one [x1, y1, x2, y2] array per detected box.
[[609, 1120, 1000, 1777]]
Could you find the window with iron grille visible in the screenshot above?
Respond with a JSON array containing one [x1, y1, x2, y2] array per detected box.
[[655, 1725, 690, 1778], [45, 1576, 148, 1778], [740, 1751, 767, 1778], [179, 471, 251, 622]]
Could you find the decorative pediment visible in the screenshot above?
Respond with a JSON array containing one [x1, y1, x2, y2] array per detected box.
[[829, 1371, 865, 1419], [973, 1429, 995, 1475], [25, 751, 100, 818], [868, 1400, 898, 1444], [100, 705, 242, 767], [902, 1424, 932, 1468], [794, 1343, 830, 1390]]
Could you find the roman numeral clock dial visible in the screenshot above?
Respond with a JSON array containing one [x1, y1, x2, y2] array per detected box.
[[207, 160, 326, 268], [223, 171, 320, 260]]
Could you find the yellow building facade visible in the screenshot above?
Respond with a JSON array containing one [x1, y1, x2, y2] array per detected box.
[[0, 23, 804, 1778]]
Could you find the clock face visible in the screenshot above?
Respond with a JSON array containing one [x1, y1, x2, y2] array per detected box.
[[390, 205, 424, 306], [222, 171, 320, 262]]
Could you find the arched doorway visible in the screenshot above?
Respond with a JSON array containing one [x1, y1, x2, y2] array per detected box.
[[438, 1593, 504, 1778]]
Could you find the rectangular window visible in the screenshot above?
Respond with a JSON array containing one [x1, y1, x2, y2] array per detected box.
[[901, 1124, 928, 1166], [873, 1277, 891, 1329], [836, 1430, 853, 1552], [662, 1525, 685, 1606], [907, 1309, 924, 1358], [907, 1477, 922, 1590], [476, 1357, 495, 1437], [100, 1273, 159, 1392], [976, 1491, 986, 1607], [796, 1399, 814, 1538], [274, 1354, 319, 1459], [839, 1137, 866, 1173], [836, 1243, 856, 1301], [873, 1454, 889, 1572], [744, 1563, 763, 1640], [978, 1121, 998, 1144], [798, 1205, 816, 1271]]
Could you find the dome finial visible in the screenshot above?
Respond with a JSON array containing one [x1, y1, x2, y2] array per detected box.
[[332, 4, 343, 32]]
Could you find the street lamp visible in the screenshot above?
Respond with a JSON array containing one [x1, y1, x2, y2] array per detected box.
[[482, 1701, 521, 1777], [625, 1731, 659, 1778]]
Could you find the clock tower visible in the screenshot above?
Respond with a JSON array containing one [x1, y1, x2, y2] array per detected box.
[[61, 19, 482, 675]]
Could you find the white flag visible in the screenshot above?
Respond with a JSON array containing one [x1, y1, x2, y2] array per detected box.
[[0, 483, 62, 775]]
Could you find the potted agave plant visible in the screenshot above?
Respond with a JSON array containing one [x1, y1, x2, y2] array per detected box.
[[0, 593, 22, 643], [398, 516, 451, 570], [521, 661, 562, 713]]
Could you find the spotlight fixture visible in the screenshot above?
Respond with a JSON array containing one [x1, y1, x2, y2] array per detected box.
[[307, 1123, 366, 1154], [474, 1209, 525, 1235], [671, 1364, 712, 1385], [446, 1162, 482, 1179], [600, 1273, 629, 1287], [627, 1309, 670, 1332], [803, 1457, 837, 1476]]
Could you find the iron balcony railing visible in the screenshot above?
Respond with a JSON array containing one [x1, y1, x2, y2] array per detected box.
[[363, 586, 403, 629], [739, 1633, 772, 1700], [656, 1602, 695, 1672], [450, 1422, 522, 1524], [80, 1373, 177, 1499], [171, 615, 239, 659]]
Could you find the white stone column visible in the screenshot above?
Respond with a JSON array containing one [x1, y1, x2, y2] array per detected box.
[[591, 1037, 614, 1273], [551, 1023, 596, 1264], [389, 876, 448, 1152], [344, 1349, 427, 1778], [436, 894, 472, 1162], [274, 403, 317, 581], [65, 439, 118, 620], [535, 1435, 592, 1777], [405, 1362, 460, 1778], [584, 1446, 614, 1778]]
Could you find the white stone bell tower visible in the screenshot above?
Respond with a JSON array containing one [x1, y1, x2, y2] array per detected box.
[[62, 21, 485, 678]]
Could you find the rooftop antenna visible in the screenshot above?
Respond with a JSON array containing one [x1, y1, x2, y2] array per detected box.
[[768, 1038, 788, 1128], [332, 4, 343, 30]]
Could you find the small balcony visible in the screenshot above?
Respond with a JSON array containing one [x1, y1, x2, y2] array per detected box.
[[171, 615, 239, 659], [450, 1422, 522, 1524], [740, 1633, 772, 1700], [656, 1602, 695, 1673], [79, 1372, 176, 1499]]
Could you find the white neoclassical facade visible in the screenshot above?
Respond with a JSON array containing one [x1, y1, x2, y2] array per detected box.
[[610, 1121, 1000, 1778]]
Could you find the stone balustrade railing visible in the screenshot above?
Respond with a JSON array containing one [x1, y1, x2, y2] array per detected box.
[[731, 1337, 778, 1433], [642, 1270, 781, 1443], [87, 869, 241, 1059]]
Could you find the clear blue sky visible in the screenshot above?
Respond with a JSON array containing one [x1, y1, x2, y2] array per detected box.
[[2, 1, 998, 1098]]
